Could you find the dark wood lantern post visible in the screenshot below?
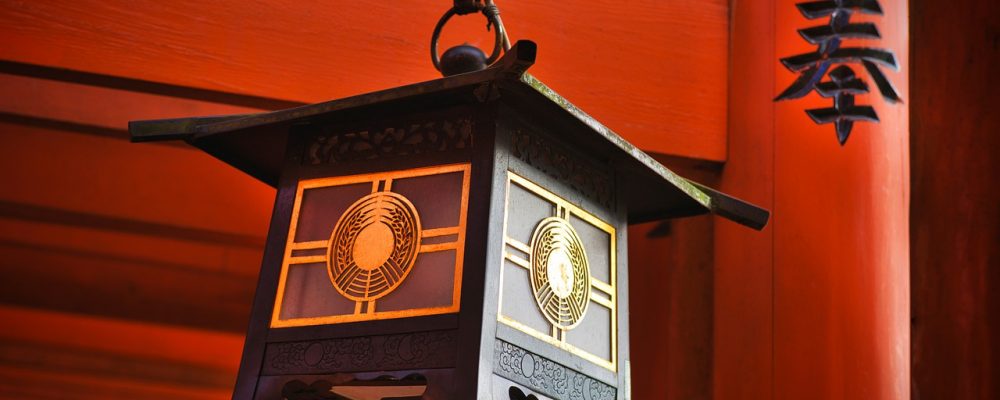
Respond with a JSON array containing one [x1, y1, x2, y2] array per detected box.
[[130, 41, 767, 400]]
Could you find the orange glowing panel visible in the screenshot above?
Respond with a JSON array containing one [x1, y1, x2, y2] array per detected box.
[[271, 164, 470, 328]]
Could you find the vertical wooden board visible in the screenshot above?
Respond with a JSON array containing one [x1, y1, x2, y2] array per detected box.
[[910, 1, 1000, 398], [713, 0, 776, 398], [628, 216, 713, 400], [626, 222, 670, 400], [0, 0, 728, 161], [771, 0, 909, 399]]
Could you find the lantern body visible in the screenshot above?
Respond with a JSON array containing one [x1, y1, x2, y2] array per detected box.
[[240, 104, 628, 400], [129, 41, 766, 400]]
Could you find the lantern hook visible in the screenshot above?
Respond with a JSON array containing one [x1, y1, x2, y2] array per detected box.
[[431, 0, 512, 75]]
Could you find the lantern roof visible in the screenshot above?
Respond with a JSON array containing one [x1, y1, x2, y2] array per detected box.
[[129, 41, 768, 229]]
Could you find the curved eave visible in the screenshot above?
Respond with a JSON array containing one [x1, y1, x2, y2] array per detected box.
[[510, 73, 768, 230], [127, 40, 768, 230]]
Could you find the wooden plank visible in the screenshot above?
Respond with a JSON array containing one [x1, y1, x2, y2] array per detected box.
[[0, 341, 233, 390], [0, 60, 304, 110], [713, 1, 776, 398], [0, 217, 261, 280], [0, 304, 242, 370], [628, 216, 714, 400], [0, 122, 273, 241], [0, 73, 263, 138], [0, 0, 728, 161], [0, 235, 256, 332], [910, 0, 1000, 398], [0, 367, 230, 400], [0, 200, 264, 249], [0, 114, 268, 331], [0, 305, 239, 399]]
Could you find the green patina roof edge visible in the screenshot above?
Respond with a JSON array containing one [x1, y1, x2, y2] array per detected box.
[[517, 72, 768, 230], [518, 73, 713, 209]]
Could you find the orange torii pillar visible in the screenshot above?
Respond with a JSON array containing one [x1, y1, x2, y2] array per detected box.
[[716, 0, 909, 399]]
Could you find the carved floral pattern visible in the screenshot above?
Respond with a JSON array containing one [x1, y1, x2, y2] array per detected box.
[[305, 117, 473, 165], [511, 130, 613, 208], [494, 340, 615, 400], [264, 330, 456, 375]]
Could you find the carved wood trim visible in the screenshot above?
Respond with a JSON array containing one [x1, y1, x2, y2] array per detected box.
[[493, 340, 615, 400], [262, 330, 457, 375], [511, 129, 613, 208], [305, 117, 474, 166]]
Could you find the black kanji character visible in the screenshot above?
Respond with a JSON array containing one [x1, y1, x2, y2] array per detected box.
[[776, 0, 901, 144]]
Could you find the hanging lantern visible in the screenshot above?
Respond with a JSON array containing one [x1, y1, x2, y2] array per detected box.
[[129, 2, 767, 399]]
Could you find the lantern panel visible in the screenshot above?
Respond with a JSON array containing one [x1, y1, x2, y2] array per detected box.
[[271, 164, 471, 328], [499, 171, 618, 372]]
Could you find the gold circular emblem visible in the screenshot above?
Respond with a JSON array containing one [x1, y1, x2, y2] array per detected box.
[[327, 192, 421, 302], [529, 217, 590, 329]]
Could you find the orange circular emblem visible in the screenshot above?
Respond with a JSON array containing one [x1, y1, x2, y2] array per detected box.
[[327, 192, 421, 302]]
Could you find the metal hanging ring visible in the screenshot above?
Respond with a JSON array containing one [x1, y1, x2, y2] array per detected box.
[[430, 4, 509, 72]]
